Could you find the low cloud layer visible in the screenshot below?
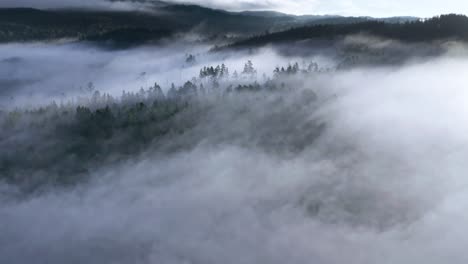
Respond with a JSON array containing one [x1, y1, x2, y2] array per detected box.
[[163, 0, 468, 17], [0, 42, 334, 108], [2, 39, 468, 263]]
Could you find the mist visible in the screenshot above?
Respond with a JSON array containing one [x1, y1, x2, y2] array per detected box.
[[2, 30, 468, 264], [0, 42, 336, 108]]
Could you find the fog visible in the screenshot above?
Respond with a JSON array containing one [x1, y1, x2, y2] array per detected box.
[[0, 42, 335, 108], [2, 40, 468, 263], [0, 42, 207, 107]]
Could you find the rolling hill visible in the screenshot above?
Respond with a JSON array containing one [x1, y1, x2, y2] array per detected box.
[[0, 1, 419, 46]]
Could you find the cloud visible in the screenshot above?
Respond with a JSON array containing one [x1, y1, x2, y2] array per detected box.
[[1, 0, 467, 17], [0, 42, 333, 107], [175, 0, 468, 17], [166, 0, 468, 17], [3, 34, 468, 264], [3, 48, 468, 263]]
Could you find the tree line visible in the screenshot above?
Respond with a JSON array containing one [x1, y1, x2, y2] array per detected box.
[[223, 14, 468, 49], [0, 60, 326, 192]]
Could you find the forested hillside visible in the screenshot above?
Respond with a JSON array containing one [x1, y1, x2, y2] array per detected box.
[[224, 14, 468, 49], [0, 61, 324, 193], [0, 4, 417, 46]]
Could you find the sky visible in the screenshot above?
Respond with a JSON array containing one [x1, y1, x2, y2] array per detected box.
[[0, 0, 467, 17]]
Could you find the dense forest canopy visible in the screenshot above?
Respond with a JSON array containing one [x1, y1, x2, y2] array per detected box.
[[0, 60, 324, 193], [0, 4, 418, 46], [224, 14, 468, 49]]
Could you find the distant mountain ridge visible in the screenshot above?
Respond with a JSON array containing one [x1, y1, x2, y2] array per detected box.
[[0, 1, 419, 46], [222, 14, 468, 50]]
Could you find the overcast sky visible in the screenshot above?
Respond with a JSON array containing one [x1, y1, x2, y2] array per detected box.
[[1, 0, 468, 17]]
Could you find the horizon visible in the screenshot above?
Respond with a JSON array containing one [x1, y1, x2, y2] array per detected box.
[[0, 0, 467, 18]]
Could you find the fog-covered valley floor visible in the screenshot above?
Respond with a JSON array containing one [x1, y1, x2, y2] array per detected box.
[[2, 39, 468, 264]]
